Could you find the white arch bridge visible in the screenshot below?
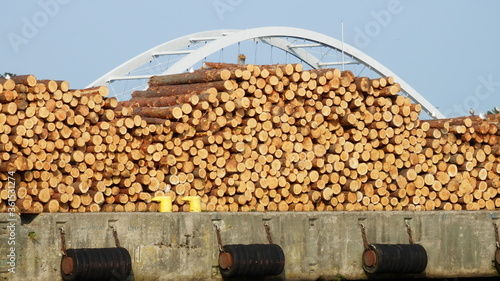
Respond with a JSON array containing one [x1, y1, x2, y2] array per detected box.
[[88, 27, 444, 119]]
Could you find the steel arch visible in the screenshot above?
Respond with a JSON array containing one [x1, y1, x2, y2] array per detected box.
[[88, 27, 444, 118]]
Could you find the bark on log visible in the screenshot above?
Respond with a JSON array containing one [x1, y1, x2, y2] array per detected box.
[[149, 69, 234, 86]]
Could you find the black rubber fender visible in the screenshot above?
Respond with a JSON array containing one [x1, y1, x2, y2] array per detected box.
[[219, 244, 241, 278]]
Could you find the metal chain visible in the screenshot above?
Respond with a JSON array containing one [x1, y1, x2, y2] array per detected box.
[[214, 224, 224, 253], [264, 223, 273, 244], [110, 226, 121, 248], [406, 222, 414, 244], [59, 227, 67, 256], [359, 224, 370, 250]]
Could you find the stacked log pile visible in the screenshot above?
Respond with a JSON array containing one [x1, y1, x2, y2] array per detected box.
[[423, 114, 500, 210], [0, 63, 498, 213], [0, 75, 168, 212]]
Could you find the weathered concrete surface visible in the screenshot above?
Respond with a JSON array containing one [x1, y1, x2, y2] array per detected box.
[[1, 211, 500, 280]]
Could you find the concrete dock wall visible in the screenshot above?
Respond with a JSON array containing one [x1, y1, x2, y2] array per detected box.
[[1, 211, 500, 280]]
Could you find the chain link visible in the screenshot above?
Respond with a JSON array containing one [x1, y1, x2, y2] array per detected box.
[[59, 227, 67, 256], [359, 224, 370, 250], [405, 222, 414, 244], [110, 226, 121, 248], [264, 223, 273, 244], [214, 224, 224, 252]]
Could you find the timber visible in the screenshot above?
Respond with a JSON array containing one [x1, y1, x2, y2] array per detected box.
[[0, 64, 499, 213]]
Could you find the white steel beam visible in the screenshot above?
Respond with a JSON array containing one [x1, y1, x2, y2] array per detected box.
[[88, 27, 444, 118]]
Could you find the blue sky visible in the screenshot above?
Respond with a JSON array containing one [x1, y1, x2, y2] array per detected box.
[[1, 0, 499, 118]]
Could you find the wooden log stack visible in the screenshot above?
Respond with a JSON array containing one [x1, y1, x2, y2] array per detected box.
[[0, 75, 169, 212], [422, 115, 500, 210], [0, 63, 499, 213]]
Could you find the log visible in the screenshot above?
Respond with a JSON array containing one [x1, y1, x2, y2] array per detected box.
[[133, 105, 187, 119], [0, 78, 16, 90], [123, 91, 204, 107], [149, 69, 234, 86], [135, 80, 233, 99], [79, 86, 109, 97], [10, 75, 37, 87]]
